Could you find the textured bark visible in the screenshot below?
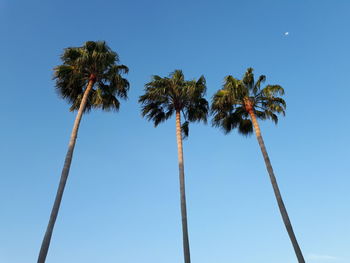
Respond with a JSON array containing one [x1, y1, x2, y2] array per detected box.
[[175, 110, 191, 263], [248, 107, 305, 263], [37, 78, 95, 263]]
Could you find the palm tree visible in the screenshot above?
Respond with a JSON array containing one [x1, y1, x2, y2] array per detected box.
[[38, 41, 129, 263], [139, 70, 208, 263], [211, 68, 305, 263]]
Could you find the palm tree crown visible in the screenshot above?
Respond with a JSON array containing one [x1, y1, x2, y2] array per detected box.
[[139, 70, 209, 137], [55, 41, 129, 112], [211, 67, 286, 134]]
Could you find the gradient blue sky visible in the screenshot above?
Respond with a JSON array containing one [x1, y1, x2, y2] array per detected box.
[[1, 0, 349, 262]]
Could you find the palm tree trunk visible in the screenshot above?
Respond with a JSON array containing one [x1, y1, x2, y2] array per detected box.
[[248, 109, 305, 263], [37, 78, 95, 263], [175, 110, 191, 263]]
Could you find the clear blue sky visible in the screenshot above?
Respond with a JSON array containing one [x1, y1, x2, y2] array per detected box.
[[1, 0, 349, 262]]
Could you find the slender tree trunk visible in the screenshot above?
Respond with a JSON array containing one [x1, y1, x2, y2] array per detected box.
[[37, 77, 95, 263], [248, 108, 305, 263], [175, 110, 191, 263]]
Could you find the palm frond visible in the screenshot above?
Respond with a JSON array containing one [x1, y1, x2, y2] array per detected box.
[[242, 67, 255, 92], [238, 119, 253, 135], [253, 75, 266, 95], [261, 85, 285, 97], [181, 121, 189, 138], [211, 108, 237, 132]]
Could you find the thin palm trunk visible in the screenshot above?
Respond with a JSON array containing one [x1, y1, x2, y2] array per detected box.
[[175, 110, 191, 263], [37, 77, 95, 263], [248, 109, 305, 263]]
